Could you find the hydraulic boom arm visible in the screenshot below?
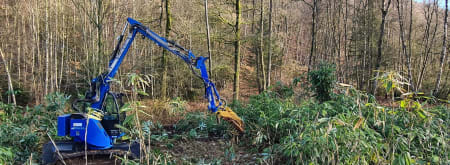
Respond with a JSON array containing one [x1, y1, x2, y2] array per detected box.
[[90, 18, 244, 132]]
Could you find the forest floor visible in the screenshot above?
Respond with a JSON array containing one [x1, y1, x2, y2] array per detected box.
[[135, 99, 264, 164], [148, 126, 263, 164], [125, 57, 305, 164]]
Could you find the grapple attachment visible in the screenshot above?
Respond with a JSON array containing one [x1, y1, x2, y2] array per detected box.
[[216, 106, 244, 133]]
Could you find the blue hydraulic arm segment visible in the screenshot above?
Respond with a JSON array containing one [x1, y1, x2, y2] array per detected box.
[[89, 17, 223, 113]]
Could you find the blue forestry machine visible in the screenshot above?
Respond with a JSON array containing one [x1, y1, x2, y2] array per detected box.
[[42, 18, 244, 164]]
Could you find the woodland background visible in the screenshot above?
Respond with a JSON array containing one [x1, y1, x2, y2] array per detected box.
[[0, 0, 449, 105]]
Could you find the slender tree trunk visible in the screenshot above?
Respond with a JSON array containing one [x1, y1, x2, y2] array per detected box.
[[97, 0, 103, 66], [31, 3, 37, 104], [259, 0, 266, 92], [17, 14, 21, 87], [417, 1, 438, 91], [344, 0, 348, 83], [434, 0, 448, 95], [252, 0, 256, 33], [60, 12, 65, 90], [372, 0, 392, 95], [50, 32, 54, 93], [256, 8, 261, 93], [0, 48, 16, 105], [307, 0, 319, 73], [204, 0, 213, 78], [45, 0, 49, 96], [161, 0, 171, 100], [408, 0, 413, 69], [233, 0, 241, 101], [266, 0, 273, 87], [160, 0, 164, 33], [396, 0, 414, 91]]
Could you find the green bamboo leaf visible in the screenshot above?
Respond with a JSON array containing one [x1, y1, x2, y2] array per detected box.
[[386, 81, 393, 93], [123, 113, 135, 125], [400, 100, 407, 109], [114, 124, 130, 133], [138, 109, 152, 117], [120, 103, 132, 112], [318, 118, 329, 123], [416, 110, 426, 119], [137, 90, 149, 96]]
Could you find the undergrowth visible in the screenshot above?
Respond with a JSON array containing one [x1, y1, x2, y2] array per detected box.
[[231, 66, 449, 164], [0, 66, 448, 165], [231, 88, 448, 164], [0, 93, 70, 163]]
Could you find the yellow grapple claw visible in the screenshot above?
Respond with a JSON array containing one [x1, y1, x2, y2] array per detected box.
[[216, 106, 244, 133]]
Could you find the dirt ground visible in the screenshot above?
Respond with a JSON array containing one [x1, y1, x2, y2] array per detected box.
[[151, 137, 263, 164]]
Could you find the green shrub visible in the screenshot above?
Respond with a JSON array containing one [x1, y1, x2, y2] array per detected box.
[[308, 62, 336, 102], [0, 146, 14, 164], [0, 92, 70, 163], [0, 82, 32, 106], [270, 81, 294, 99]]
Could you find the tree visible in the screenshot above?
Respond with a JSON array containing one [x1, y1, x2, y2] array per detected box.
[[233, 0, 241, 101], [161, 0, 172, 100], [417, 0, 438, 91], [258, 0, 266, 93], [266, 0, 273, 87], [300, 0, 321, 73], [396, 0, 414, 91], [204, 0, 213, 78], [372, 0, 392, 95], [45, 0, 49, 96], [0, 48, 16, 105], [434, 0, 448, 96], [70, 0, 109, 74]]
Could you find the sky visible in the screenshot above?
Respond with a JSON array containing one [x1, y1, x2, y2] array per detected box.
[[413, 0, 448, 8]]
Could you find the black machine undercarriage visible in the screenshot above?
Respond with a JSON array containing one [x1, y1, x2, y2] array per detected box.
[[41, 141, 140, 164]]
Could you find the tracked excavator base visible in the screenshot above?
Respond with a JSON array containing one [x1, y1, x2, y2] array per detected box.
[[41, 141, 140, 165]]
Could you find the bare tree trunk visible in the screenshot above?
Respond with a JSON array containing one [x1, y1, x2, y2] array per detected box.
[[417, 1, 438, 91], [259, 0, 266, 92], [96, 0, 103, 66], [45, 0, 49, 96], [233, 0, 241, 101], [266, 0, 273, 87], [252, 0, 256, 33], [344, 0, 348, 83], [31, 2, 38, 104], [396, 0, 414, 91], [0, 48, 16, 105], [408, 0, 413, 70], [256, 20, 261, 92], [160, 0, 164, 33], [50, 32, 54, 93], [204, 0, 213, 78], [16, 14, 21, 87], [161, 0, 171, 100], [372, 0, 392, 95], [306, 0, 319, 73], [434, 0, 448, 96]]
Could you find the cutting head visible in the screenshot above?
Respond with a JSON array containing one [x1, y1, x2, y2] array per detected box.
[[216, 106, 244, 133]]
